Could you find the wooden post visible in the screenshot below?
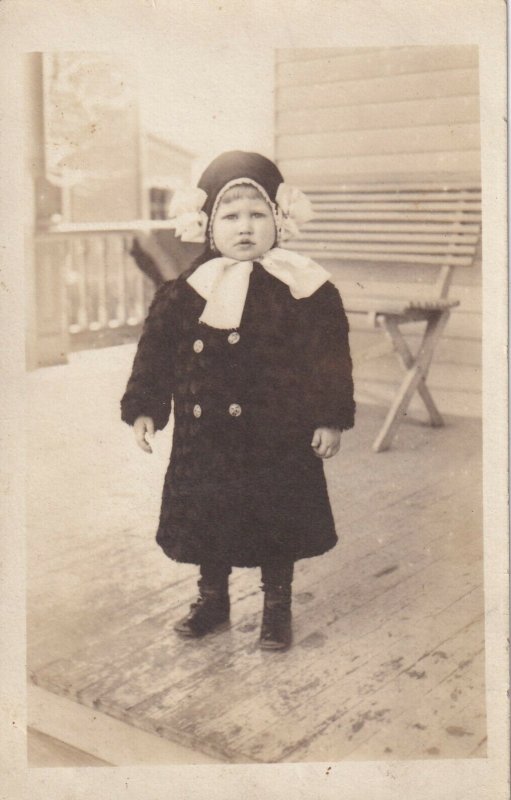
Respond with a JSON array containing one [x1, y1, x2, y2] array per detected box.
[[25, 53, 70, 368]]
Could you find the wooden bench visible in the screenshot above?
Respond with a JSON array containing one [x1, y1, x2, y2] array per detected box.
[[288, 182, 482, 452]]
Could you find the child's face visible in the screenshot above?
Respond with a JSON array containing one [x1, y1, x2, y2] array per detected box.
[[211, 191, 277, 261]]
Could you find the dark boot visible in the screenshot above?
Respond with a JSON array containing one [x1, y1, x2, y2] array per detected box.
[[174, 563, 231, 638], [259, 560, 294, 651]]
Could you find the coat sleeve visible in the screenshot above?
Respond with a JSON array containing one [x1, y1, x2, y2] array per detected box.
[[305, 281, 356, 432], [120, 281, 177, 430]]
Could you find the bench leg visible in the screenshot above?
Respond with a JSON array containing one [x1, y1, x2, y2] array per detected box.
[[379, 317, 445, 427], [373, 311, 451, 453]]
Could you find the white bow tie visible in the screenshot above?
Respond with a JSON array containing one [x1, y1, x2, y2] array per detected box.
[[186, 247, 331, 330]]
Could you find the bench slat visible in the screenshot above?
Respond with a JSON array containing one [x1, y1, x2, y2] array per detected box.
[[301, 182, 481, 192], [303, 210, 481, 222], [297, 231, 479, 244], [296, 239, 476, 255], [295, 247, 474, 266], [344, 296, 460, 315], [300, 221, 481, 234], [307, 191, 481, 203], [308, 201, 481, 213]]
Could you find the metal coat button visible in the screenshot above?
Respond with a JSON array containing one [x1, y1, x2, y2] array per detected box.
[[193, 404, 202, 418], [193, 339, 204, 353], [227, 331, 240, 345], [228, 403, 242, 417]]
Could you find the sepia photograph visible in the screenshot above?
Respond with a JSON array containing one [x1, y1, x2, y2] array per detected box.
[[0, 1, 508, 798], [25, 43, 487, 766]]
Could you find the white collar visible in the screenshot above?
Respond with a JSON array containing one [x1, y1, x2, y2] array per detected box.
[[186, 247, 330, 330]]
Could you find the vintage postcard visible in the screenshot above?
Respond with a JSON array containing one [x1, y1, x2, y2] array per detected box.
[[0, 1, 508, 798]]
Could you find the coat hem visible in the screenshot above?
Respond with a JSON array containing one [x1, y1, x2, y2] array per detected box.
[[155, 535, 338, 567]]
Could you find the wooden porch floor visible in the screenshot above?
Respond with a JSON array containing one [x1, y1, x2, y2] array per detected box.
[[27, 346, 486, 764]]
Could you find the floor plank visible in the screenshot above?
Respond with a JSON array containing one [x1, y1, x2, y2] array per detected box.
[[291, 616, 486, 761], [27, 345, 485, 764], [348, 646, 486, 760]]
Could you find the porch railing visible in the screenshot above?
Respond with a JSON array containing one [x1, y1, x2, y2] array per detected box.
[[35, 221, 178, 349]]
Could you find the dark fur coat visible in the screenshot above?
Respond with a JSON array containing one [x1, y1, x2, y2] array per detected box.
[[121, 261, 355, 567]]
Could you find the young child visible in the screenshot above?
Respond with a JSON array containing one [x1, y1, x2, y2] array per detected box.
[[121, 151, 355, 650]]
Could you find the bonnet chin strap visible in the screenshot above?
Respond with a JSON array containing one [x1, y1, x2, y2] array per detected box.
[[186, 247, 331, 330]]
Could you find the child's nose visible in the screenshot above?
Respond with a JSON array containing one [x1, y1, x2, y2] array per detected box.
[[239, 214, 253, 232]]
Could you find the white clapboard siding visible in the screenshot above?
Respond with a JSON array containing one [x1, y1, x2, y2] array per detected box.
[[277, 45, 478, 87], [280, 152, 481, 183], [277, 69, 479, 112], [277, 96, 480, 136], [275, 45, 481, 180], [277, 124, 480, 160]]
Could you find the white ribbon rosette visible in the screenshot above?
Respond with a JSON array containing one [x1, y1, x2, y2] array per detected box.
[[276, 183, 314, 241], [168, 187, 208, 243]]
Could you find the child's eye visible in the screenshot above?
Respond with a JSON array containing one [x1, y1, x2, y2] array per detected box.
[[252, 212, 266, 218], [223, 214, 237, 220]]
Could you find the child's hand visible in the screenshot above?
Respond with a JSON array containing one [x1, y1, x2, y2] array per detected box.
[[133, 416, 155, 454], [311, 427, 341, 459]]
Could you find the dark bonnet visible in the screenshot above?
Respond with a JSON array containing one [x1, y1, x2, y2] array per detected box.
[[197, 151, 284, 220]]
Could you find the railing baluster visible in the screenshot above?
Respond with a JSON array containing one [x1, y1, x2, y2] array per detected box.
[[97, 236, 108, 329], [76, 237, 88, 331], [116, 235, 127, 327], [133, 262, 144, 324], [65, 237, 80, 333], [124, 237, 137, 326], [85, 237, 99, 331], [106, 235, 121, 328]]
